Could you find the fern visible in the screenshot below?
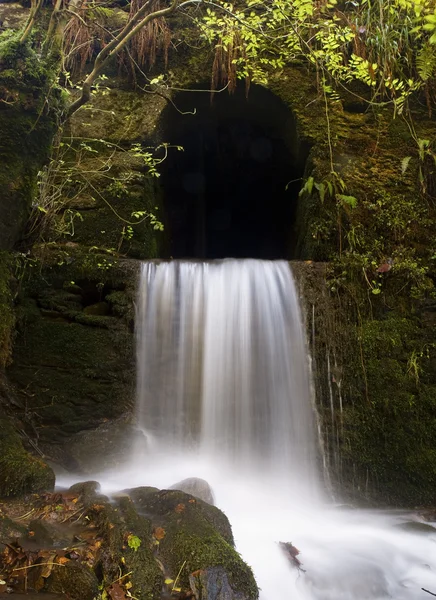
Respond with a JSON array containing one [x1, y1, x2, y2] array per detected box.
[[416, 42, 436, 81]]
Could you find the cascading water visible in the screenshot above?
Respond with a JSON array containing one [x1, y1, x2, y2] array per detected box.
[[136, 260, 320, 498], [58, 259, 436, 600]]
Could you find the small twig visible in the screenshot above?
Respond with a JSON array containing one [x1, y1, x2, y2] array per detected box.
[[12, 562, 66, 572], [61, 508, 85, 523], [423, 589, 436, 597], [14, 508, 36, 521], [110, 571, 133, 585], [172, 560, 186, 592]]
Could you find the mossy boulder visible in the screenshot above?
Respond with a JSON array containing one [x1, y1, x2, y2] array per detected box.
[[128, 488, 258, 599], [45, 561, 99, 600], [69, 483, 164, 599], [0, 416, 55, 498]]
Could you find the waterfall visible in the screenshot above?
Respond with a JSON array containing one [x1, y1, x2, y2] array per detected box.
[[136, 259, 320, 498], [58, 258, 436, 600]]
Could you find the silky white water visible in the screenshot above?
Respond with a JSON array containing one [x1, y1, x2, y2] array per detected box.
[[57, 259, 436, 600]]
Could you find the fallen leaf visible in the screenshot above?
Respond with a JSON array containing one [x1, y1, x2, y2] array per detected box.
[[108, 581, 127, 600], [40, 552, 57, 577], [191, 570, 202, 577], [175, 503, 185, 514], [153, 527, 166, 540]]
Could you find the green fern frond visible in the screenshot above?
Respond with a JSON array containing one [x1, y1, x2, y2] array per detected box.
[[416, 42, 436, 81]]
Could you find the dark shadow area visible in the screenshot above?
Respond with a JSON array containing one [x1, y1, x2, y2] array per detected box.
[[158, 84, 309, 259]]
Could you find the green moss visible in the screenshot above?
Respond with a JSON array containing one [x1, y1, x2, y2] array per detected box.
[[116, 497, 164, 600], [8, 315, 134, 442], [45, 561, 99, 600], [0, 36, 60, 248], [0, 416, 55, 498], [77, 492, 163, 600], [130, 489, 258, 599], [340, 313, 436, 505], [6, 249, 137, 444]]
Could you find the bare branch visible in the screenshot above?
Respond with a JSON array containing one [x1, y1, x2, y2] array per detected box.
[[66, 0, 180, 118], [20, 0, 45, 43]]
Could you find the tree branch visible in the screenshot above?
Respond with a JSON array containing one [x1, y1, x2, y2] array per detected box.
[[66, 0, 180, 118], [20, 0, 45, 43]]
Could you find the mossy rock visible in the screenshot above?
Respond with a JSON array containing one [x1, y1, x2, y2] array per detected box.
[[129, 489, 258, 599], [7, 252, 138, 447], [0, 417, 55, 498], [0, 514, 27, 543], [116, 496, 165, 599], [69, 484, 163, 600], [68, 89, 167, 143], [0, 33, 60, 249], [45, 560, 99, 600]]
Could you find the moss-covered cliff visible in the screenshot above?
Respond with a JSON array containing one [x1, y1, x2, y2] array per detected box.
[[0, 30, 60, 249]]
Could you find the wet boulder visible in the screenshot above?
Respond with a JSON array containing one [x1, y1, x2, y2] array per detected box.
[[190, 566, 251, 600], [45, 561, 99, 600], [170, 477, 215, 505], [69, 482, 163, 599], [128, 488, 258, 599]]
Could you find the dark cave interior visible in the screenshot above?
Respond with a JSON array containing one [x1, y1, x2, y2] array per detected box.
[[158, 84, 309, 260]]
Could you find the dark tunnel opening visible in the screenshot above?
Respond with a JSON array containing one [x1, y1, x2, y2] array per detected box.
[[158, 84, 309, 260]]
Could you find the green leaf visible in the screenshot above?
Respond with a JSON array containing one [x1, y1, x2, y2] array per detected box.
[[315, 182, 326, 202], [127, 535, 141, 552], [401, 156, 412, 174], [337, 194, 358, 209]]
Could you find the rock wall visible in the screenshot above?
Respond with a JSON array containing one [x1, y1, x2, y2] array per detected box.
[[6, 247, 140, 469], [294, 261, 436, 506]]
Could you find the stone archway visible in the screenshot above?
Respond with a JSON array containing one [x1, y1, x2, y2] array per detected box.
[[157, 84, 309, 259]]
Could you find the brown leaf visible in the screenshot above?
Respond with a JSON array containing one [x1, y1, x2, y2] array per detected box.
[[40, 552, 57, 578], [153, 527, 166, 540], [175, 503, 185, 514], [108, 581, 128, 600]]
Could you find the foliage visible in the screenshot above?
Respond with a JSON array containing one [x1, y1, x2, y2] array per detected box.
[[9, 0, 436, 118], [195, 0, 436, 115], [26, 132, 170, 246], [127, 534, 141, 552]]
